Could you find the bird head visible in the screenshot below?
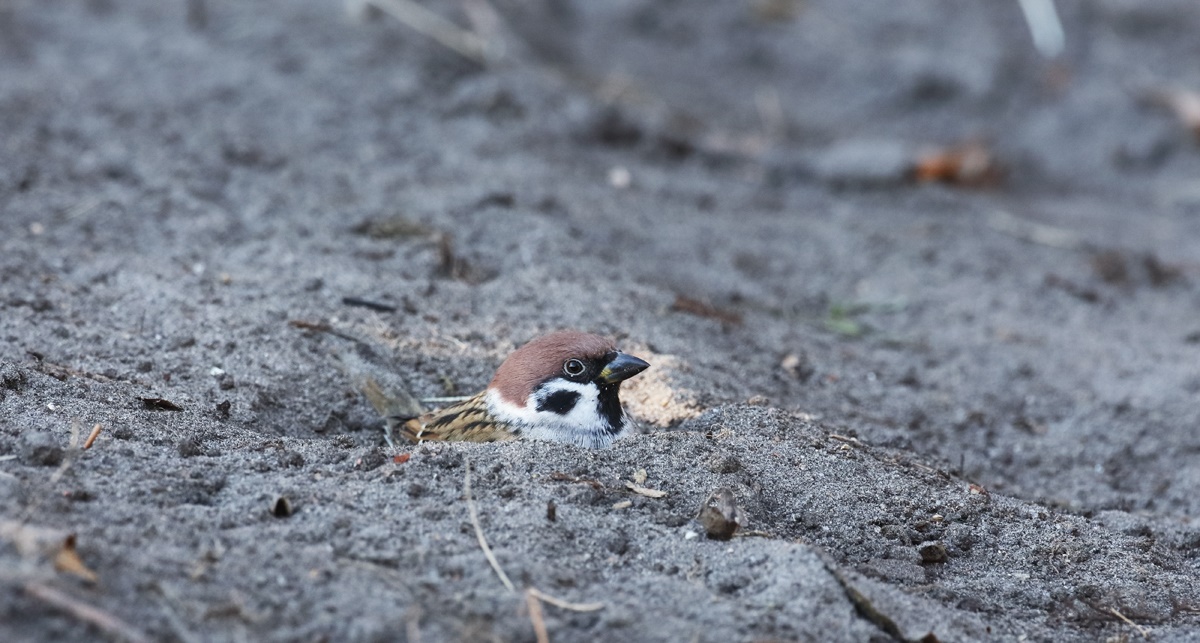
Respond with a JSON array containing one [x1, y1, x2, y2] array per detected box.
[[486, 330, 650, 447]]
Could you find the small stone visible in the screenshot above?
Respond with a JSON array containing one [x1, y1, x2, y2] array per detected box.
[[697, 488, 742, 540], [19, 431, 64, 467], [271, 496, 294, 518], [918, 540, 948, 564]]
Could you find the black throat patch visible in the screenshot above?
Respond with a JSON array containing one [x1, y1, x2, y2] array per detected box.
[[537, 389, 581, 415], [595, 383, 625, 435]]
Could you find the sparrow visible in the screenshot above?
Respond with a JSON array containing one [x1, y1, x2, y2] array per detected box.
[[361, 331, 650, 449]]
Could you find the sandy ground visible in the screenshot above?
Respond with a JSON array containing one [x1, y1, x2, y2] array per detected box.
[[3, 1, 1200, 641]]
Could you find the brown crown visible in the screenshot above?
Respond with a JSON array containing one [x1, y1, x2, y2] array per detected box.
[[489, 330, 617, 406]]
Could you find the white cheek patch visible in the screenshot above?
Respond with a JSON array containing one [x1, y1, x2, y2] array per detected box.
[[487, 380, 600, 427], [534, 380, 601, 426], [486, 381, 629, 448]]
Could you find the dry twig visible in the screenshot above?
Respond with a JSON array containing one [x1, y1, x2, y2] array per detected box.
[[526, 587, 604, 612], [1109, 607, 1151, 640], [464, 459, 606, 643], [463, 457, 515, 593], [83, 424, 103, 450], [287, 319, 333, 332], [404, 606, 422, 643], [523, 588, 604, 643], [1016, 0, 1064, 58], [624, 481, 667, 499], [669, 295, 743, 327], [526, 590, 550, 643], [367, 0, 488, 64], [548, 472, 603, 490]]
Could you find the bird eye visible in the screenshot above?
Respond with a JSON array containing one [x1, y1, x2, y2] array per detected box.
[[563, 358, 586, 377]]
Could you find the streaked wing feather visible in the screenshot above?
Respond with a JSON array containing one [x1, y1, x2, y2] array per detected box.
[[397, 392, 517, 443]]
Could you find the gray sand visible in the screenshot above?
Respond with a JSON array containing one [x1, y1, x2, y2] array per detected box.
[[3, 1, 1200, 641]]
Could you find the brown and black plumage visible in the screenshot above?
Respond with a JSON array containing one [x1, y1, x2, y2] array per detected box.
[[396, 391, 516, 443], [361, 331, 650, 448]]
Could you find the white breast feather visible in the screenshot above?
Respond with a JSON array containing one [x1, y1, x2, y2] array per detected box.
[[485, 382, 630, 448]]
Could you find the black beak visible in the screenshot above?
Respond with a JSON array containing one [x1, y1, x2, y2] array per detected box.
[[596, 352, 650, 385]]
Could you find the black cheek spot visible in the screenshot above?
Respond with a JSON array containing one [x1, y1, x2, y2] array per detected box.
[[537, 390, 581, 415]]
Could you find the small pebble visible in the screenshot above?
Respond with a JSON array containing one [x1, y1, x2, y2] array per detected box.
[[697, 488, 742, 541], [271, 496, 294, 518], [918, 540, 949, 564]]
